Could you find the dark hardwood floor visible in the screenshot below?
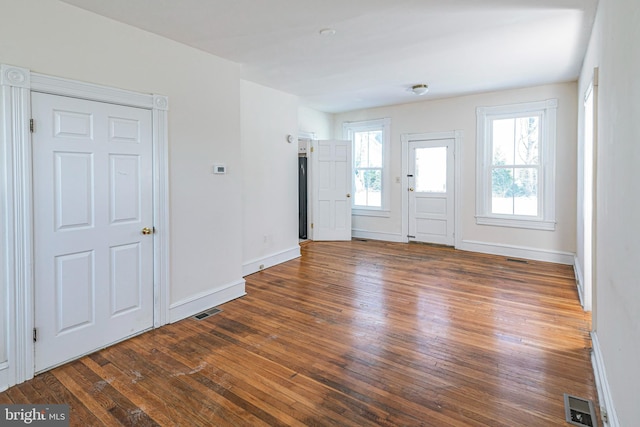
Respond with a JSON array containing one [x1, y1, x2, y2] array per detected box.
[[1, 240, 597, 426]]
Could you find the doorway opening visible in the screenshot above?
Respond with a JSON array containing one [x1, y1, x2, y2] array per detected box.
[[298, 134, 314, 241]]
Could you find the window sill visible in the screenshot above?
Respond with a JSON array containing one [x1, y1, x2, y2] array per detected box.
[[353, 209, 390, 218], [476, 215, 556, 231]]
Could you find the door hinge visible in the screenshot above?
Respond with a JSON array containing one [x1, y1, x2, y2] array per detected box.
[[33, 328, 37, 342], [310, 223, 314, 229], [310, 146, 314, 153], [30, 119, 35, 133]]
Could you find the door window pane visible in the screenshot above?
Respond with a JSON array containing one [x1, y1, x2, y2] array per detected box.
[[415, 147, 447, 193]]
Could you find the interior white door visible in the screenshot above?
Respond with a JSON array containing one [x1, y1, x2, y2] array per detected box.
[[312, 140, 352, 241], [32, 92, 154, 372], [408, 139, 455, 245]]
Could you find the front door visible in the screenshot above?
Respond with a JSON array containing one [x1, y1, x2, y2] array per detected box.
[[408, 139, 454, 245], [32, 92, 154, 372], [312, 140, 352, 241]]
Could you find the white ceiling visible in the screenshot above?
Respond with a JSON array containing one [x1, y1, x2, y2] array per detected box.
[[61, 0, 598, 113]]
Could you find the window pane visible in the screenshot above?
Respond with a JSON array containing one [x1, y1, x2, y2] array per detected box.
[[354, 168, 382, 207], [515, 117, 539, 165], [415, 147, 447, 192], [492, 119, 515, 165], [491, 167, 514, 214], [354, 130, 382, 168], [491, 167, 538, 216], [493, 116, 540, 167], [513, 168, 538, 216], [354, 133, 367, 168], [368, 131, 382, 168]]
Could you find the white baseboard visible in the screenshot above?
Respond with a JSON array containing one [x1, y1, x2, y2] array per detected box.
[[0, 362, 9, 392], [242, 245, 301, 277], [457, 239, 575, 264], [169, 279, 246, 323], [351, 229, 405, 243], [574, 255, 585, 308], [591, 332, 620, 426]]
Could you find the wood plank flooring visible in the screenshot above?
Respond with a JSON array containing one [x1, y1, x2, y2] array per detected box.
[[1, 240, 597, 426]]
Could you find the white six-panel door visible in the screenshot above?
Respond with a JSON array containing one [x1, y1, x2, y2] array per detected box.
[[312, 140, 352, 241], [408, 139, 455, 245], [32, 92, 154, 372]]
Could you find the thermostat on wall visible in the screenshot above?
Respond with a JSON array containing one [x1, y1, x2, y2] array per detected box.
[[213, 164, 226, 174]]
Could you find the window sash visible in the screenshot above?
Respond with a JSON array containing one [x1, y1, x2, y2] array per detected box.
[[490, 165, 541, 217], [344, 118, 391, 214], [354, 166, 383, 208], [476, 100, 557, 230]]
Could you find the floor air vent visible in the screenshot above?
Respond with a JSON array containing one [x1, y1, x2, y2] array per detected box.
[[193, 307, 222, 320], [564, 394, 598, 427], [506, 258, 528, 264]]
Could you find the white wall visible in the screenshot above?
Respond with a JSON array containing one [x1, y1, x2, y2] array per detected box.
[[0, 0, 245, 388], [579, 0, 640, 424], [334, 83, 577, 261], [298, 106, 333, 140], [241, 81, 300, 275]]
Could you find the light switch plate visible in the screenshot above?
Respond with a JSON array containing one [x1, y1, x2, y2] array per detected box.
[[213, 164, 226, 174]]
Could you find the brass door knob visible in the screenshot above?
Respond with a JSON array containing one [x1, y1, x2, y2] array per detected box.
[[346, 193, 351, 198], [141, 227, 153, 235], [409, 188, 414, 192]]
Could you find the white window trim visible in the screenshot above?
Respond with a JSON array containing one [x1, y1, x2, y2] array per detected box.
[[343, 118, 391, 217], [476, 99, 557, 231]]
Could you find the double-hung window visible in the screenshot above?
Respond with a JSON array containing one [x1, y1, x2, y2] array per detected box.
[[343, 118, 391, 216], [476, 99, 557, 230]]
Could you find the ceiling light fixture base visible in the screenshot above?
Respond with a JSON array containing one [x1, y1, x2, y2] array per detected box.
[[411, 84, 429, 95]]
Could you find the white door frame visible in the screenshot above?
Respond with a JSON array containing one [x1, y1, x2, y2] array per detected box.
[[401, 131, 463, 246], [298, 131, 315, 241], [0, 64, 170, 388], [311, 140, 353, 241], [580, 68, 598, 315]]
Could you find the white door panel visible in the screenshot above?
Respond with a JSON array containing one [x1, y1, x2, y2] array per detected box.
[[313, 140, 352, 241], [32, 92, 154, 372], [408, 139, 454, 245]]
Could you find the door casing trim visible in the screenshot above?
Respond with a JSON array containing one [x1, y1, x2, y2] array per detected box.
[[0, 64, 170, 387], [400, 130, 463, 247]]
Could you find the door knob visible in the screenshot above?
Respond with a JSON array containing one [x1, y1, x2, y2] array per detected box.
[[409, 188, 414, 192], [141, 227, 153, 235], [346, 193, 351, 198]]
